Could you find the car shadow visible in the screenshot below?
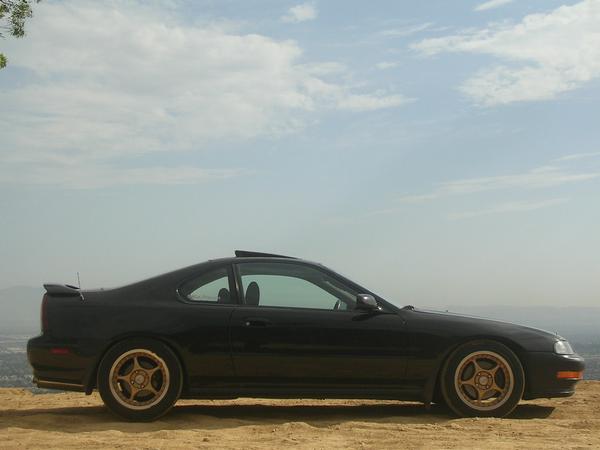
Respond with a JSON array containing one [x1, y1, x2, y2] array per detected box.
[[0, 402, 556, 433], [170, 402, 450, 426], [508, 403, 555, 419]]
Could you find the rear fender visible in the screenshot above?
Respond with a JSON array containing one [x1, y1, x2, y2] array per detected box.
[[84, 332, 188, 395]]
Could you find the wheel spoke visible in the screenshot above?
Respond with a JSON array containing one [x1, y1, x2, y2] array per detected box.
[[132, 356, 143, 372], [490, 364, 502, 376], [473, 386, 483, 404], [459, 377, 476, 387], [147, 365, 161, 377], [471, 358, 484, 373], [458, 358, 481, 389], [491, 381, 504, 393], [145, 384, 158, 396], [129, 385, 141, 401], [481, 389, 496, 400]]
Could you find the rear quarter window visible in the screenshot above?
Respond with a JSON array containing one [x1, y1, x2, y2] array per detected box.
[[178, 267, 232, 304]]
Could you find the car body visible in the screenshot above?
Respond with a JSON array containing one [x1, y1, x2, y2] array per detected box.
[[27, 251, 585, 421]]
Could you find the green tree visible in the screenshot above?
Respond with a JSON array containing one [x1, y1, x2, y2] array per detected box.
[[0, 1, 39, 69]]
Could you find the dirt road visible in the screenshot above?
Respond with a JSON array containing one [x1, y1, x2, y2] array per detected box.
[[1, 382, 598, 449]]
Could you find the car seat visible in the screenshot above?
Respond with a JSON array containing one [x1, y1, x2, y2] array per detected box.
[[245, 281, 260, 306], [217, 288, 230, 304]]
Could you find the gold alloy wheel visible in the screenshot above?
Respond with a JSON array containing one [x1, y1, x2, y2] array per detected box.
[[453, 350, 514, 411], [109, 349, 170, 410]]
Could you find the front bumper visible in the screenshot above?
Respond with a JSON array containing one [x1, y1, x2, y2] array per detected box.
[[522, 351, 585, 400]]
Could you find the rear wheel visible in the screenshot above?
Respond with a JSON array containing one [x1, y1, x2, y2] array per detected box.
[[97, 338, 182, 421], [441, 340, 524, 418]]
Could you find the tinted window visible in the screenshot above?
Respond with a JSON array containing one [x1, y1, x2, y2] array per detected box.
[[179, 267, 232, 304], [237, 262, 357, 310]]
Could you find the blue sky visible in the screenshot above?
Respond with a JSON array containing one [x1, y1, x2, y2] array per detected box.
[[1, 0, 599, 307]]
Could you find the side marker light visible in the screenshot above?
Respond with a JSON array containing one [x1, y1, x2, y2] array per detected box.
[[556, 371, 583, 380]]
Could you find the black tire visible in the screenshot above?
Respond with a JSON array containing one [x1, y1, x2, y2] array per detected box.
[[97, 338, 183, 421], [441, 340, 524, 418]]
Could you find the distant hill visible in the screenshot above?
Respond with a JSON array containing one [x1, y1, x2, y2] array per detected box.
[[0, 286, 44, 335]]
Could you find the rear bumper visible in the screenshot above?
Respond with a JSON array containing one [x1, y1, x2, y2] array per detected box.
[[522, 352, 585, 400], [27, 335, 96, 393]]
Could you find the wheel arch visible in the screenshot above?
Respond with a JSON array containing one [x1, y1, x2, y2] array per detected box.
[[424, 335, 528, 406], [84, 333, 189, 395]]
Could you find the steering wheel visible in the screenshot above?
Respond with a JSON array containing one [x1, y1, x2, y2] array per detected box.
[[333, 300, 341, 310]]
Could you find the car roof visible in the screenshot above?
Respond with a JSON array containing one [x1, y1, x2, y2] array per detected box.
[[187, 251, 316, 274], [234, 250, 297, 259], [108, 250, 399, 313], [108, 252, 313, 293]]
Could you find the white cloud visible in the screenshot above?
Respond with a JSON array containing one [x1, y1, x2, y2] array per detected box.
[[0, 1, 406, 187], [399, 165, 600, 203], [449, 198, 568, 220], [412, 0, 600, 105], [474, 0, 514, 12], [552, 151, 600, 162], [336, 93, 412, 111], [375, 61, 399, 70], [282, 3, 317, 23], [380, 23, 433, 38], [0, 165, 244, 189], [303, 61, 347, 76]]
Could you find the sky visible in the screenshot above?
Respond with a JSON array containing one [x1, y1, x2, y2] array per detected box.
[[1, 0, 599, 308]]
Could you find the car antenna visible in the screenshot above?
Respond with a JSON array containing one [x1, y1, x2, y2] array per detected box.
[[77, 271, 81, 289]]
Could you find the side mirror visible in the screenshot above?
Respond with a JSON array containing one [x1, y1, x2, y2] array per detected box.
[[355, 294, 380, 311]]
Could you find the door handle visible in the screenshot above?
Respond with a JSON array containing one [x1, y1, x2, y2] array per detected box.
[[244, 317, 271, 327]]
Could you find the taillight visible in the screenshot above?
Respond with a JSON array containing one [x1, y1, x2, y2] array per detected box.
[[50, 347, 70, 355], [41, 294, 49, 333]]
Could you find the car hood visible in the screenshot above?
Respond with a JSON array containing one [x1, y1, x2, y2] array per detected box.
[[417, 307, 561, 335], [407, 306, 562, 352]]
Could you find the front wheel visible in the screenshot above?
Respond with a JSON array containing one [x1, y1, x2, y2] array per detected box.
[[441, 340, 524, 418], [97, 338, 183, 421]]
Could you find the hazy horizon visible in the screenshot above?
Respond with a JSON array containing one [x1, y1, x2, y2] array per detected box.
[[1, 1, 599, 307], [3, 285, 600, 338]]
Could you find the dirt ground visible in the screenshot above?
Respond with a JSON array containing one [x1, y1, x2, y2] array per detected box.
[[0, 382, 598, 449]]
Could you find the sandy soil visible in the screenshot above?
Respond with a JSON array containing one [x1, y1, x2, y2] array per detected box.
[[0, 382, 599, 449]]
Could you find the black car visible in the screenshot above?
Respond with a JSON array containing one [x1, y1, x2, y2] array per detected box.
[[27, 251, 584, 421]]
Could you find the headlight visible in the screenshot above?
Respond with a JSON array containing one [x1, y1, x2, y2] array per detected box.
[[554, 340, 574, 355]]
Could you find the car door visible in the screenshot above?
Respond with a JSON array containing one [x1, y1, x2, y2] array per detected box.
[[229, 260, 409, 388], [172, 264, 239, 387]]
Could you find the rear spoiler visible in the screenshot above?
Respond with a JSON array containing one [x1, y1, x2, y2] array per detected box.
[[43, 284, 84, 299]]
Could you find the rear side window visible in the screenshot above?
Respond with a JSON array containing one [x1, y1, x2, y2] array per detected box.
[[179, 267, 233, 304]]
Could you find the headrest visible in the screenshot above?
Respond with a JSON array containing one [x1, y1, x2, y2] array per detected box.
[[245, 281, 260, 306], [217, 288, 230, 304]]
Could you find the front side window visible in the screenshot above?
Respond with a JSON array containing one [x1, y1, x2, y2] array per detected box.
[[237, 262, 357, 310], [179, 267, 233, 304]]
